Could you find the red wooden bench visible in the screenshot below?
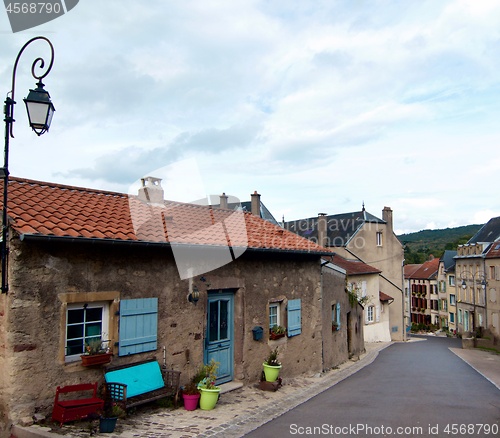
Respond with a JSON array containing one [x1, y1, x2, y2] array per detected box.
[[51, 382, 104, 426]]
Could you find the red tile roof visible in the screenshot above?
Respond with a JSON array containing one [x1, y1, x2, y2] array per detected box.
[[3, 177, 332, 255], [325, 254, 381, 275], [404, 264, 421, 279], [379, 291, 394, 302], [408, 257, 440, 280]]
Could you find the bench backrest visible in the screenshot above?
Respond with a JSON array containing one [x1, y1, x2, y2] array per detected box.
[[54, 382, 98, 402], [104, 361, 164, 398]]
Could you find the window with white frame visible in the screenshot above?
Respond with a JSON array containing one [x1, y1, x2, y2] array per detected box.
[[449, 294, 456, 306], [366, 305, 374, 323], [376, 232, 383, 246], [449, 312, 455, 323], [458, 309, 463, 324], [269, 303, 280, 329], [449, 275, 455, 286], [66, 302, 109, 361], [464, 310, 469, 331]]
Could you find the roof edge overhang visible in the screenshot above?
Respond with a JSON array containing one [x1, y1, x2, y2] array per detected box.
[[19, 233, 332, 257]]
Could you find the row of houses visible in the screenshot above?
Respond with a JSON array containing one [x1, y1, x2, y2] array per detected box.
[[404, 216, 500, 342], [0, 176, 406, 432]]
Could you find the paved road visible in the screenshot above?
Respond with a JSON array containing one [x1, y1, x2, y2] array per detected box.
[[245, 337, 500, 438]]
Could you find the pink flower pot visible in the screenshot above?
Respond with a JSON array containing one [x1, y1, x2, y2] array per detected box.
[[182, 392, 200, 411]]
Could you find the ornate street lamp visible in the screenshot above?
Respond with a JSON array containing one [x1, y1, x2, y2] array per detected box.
[[2, 36, 55, 293], [459, 270, 487, 336]]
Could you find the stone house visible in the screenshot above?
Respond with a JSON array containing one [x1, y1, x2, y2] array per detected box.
[[285, 206, 405, 340], [455, 216, 500, 339], [0, 176, 364, 431]]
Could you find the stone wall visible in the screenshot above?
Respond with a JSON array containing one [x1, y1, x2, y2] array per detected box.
[[1, 235, 348, 430]]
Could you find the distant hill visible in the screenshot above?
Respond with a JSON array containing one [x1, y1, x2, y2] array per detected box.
[[397, 224, 483, 264]]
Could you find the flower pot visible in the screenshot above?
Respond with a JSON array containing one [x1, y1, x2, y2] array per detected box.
[[263, 363, 282, 382], [199, 387, 220, 410], [99, 417, 117, 433], [182, 392, 200, 411], [80, 352, 113, 367], [269, 332, 285, 340]]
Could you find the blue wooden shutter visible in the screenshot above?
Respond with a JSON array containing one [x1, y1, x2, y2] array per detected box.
[[119, 298, 158, 356], [336, 302, 341, 330], [287, 299, 301, 337]]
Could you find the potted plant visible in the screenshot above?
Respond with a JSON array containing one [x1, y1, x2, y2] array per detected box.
[[182, 369, 204, 411], [269, 324, 286, 340], [263, 347, 281, 382], [197, 359, 221, 410], [80, 337, 113, 366], [99, 402, 125, 433]]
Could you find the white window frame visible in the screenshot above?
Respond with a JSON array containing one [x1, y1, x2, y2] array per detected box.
[[376, 232, 383, 247], [449, 294, 456, 306], [65, 301, 110, 362], [269, 303, 281, 329], [366, 305, 374, 323]]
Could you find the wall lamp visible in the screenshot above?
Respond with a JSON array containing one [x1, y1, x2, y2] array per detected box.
[[188, 286, 200, 304], [2, 36, 55, 294]]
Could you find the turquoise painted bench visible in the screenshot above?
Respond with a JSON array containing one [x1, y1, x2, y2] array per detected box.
[[104, 359, 180, 409]]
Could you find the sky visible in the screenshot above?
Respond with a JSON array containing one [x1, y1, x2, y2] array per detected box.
[[1, 0, 500, 234]]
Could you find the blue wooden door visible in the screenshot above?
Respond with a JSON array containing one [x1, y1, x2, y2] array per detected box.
[[205, 291, 234, 384]]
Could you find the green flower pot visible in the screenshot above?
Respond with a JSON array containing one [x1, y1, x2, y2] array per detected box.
[[263, 363, 282, 382], [199, 387, 221, 410]]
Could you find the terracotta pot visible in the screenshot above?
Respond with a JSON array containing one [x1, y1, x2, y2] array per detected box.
[[80, 352, 113, 366]]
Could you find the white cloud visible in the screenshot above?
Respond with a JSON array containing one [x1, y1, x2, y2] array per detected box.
[[1, 0, 500, 233]]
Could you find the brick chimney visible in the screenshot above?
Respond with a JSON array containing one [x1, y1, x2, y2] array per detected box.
[[318, 213, 327, 247], [251, 191, 261, 216], [382, 206, 393, 231], [138, 176, 164, 204], [220, 192, 228, 209]]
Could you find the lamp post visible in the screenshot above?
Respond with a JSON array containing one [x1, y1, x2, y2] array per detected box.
[[460, 270, 486, 336], [2, 36, 55, 294]]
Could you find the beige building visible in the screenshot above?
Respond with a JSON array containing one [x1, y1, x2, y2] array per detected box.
[[484, 241, 500, 338], [455, 216, 500, 338], [328, 254, 393, 342], [285, 206, 405, 340], [437, 251, 457, 332]]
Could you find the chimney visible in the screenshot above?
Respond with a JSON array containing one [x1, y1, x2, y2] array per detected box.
[[318, 213, 327, 247], [251, 191, 261, 217], [382, 206, 393, 231], [220, 192, 228, 209], [138, 176, 164, 204]]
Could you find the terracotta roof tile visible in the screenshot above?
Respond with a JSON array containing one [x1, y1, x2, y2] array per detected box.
[[325, 254, 381, 275], [3, 177, 331, 255]]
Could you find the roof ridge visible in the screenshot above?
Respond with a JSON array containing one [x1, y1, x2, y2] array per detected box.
[[9, 176, 127, 198]]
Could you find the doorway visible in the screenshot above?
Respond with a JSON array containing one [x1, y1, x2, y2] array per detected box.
[[205, 290, 234, 384]]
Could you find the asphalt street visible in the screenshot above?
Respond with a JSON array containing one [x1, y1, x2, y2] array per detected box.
[[245, 336, 500, 438]]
